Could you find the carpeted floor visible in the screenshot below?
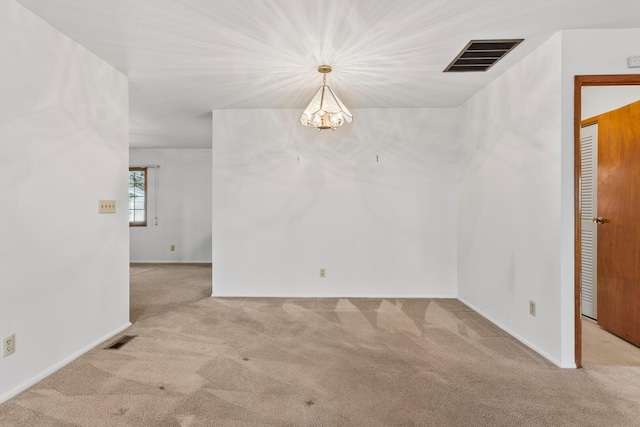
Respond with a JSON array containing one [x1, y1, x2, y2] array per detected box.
[[1, 265, 640, 426], [130, 263, 212, 323], [582, 316, 640, 366]]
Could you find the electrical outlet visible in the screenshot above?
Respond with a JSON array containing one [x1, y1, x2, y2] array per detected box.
[[319, 268, 326, 278], [170, 245, 175, 252], [628, 56, 640, 68], [4, 334, 15, 357], [529, 300, 536, 317]]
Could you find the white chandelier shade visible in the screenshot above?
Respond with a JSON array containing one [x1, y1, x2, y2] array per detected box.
[[299, 66, 353, 130]]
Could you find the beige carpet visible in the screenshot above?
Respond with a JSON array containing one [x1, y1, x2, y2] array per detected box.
[[582, 316, 640, 366], [130, 263, 212, 323], [1, 265, 640, 426]]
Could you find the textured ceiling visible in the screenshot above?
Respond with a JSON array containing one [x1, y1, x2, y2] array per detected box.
[[16, 0, 640, 148]]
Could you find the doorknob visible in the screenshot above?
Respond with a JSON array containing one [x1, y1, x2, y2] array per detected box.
[[592, 217, 605, 224]]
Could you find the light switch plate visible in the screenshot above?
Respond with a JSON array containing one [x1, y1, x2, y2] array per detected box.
[[99, 200, 116, 214]]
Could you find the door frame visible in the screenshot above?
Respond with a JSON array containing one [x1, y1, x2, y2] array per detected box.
[[574, 74, 640, 368]]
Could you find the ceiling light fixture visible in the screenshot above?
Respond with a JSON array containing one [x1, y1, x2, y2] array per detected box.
[[299, 65, 352, 131]]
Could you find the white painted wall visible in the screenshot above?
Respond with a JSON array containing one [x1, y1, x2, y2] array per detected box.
[[0, 0, 129, 402], [582, 86, 640, 120], [212, 108, 458, 297], [129, 149, 212, 263], [459, 29, 640, 368], [559, 29, 640, 366], [458, 34, 564, 365]]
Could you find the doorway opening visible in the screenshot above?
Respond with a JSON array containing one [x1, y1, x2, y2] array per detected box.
[[128, 156, 213, 323], [574, 75, 640, 368]]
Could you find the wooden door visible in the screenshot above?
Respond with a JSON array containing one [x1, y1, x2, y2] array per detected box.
[[597, 99, 640, 346]]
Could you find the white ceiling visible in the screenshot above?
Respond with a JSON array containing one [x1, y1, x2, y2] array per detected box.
[[16, 0, 640, 148]]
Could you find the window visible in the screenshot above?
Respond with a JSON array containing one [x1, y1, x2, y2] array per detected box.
[[129, 167, 147, 226]]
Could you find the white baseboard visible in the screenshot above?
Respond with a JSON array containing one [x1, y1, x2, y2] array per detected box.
[[130, 260, 211, 264], [457, 297, 572, 369], [210, 292, 458, 299], [0, 322, 131, 404]]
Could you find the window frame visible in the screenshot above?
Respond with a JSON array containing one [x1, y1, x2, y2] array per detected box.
[[129, 167, 147, 227]]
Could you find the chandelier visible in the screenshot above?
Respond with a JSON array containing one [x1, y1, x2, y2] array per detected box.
[[299, 65, 353, 131]]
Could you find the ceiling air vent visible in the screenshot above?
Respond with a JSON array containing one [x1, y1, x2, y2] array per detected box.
[[444, 39, 523, 72]]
